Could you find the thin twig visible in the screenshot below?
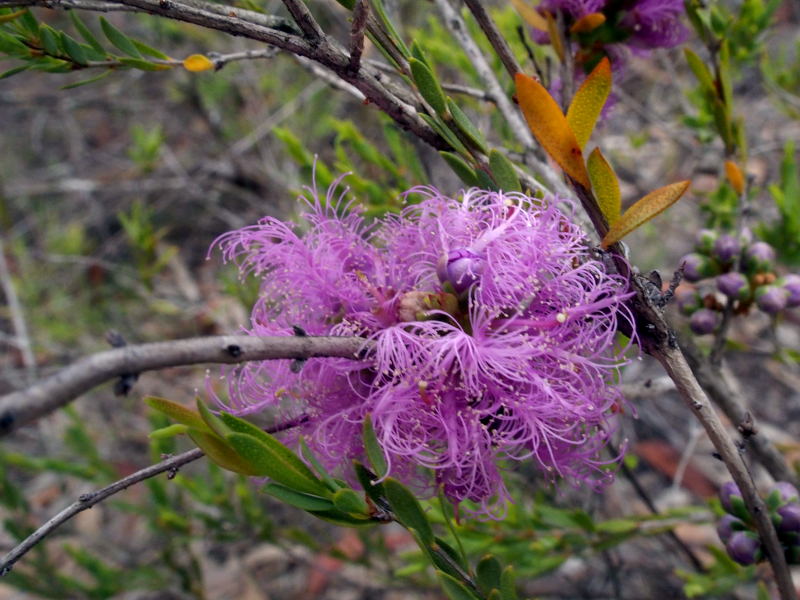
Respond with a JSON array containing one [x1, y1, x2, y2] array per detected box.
[[280, 0, 325, 42], [348, 0, 369, 72], [0, 415, 305, 575], [462, 0, 522, 79], [0, 237, 36, 380], [0, 335, 368, 436]]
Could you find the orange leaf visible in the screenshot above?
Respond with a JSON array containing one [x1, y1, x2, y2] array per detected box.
[[566, 57, 612, 150], [545, 11, 565, 62], [515, 72, 591, 189], [183, 54, 214, 72], [570, 12, 606, 34], [587, 148, 621, 225], [509, 0, 548, 31], [601, 180, 691, 249], [724, 160, 745, 195]]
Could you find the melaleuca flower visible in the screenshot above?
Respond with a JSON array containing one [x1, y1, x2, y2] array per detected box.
[[210, 181, 635, 516]]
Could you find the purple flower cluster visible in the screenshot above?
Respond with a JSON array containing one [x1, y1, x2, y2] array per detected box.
[[677, 230, 800, 335], [534, 0, 688, 73], [717, 481, 800, 566], [211, 181, 634, 515]]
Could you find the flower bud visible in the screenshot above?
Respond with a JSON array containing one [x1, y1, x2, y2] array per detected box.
[[437, 248, 484, 294], [675, 286, 701, 315], [716, 272, 749, 300], [726, 531, 762, 565], [782, 274, 800, 308], [755, 285, 789, 315], [695, 229, 718, 254], [720, 481, 743, 514], [712, 234, 741, 265], [681, 253, 716, 282], [716, 514, 744, 544], [690, 308, 719, 335], [777, 503, 800, 535], [744, 242, 776, 274], [774, 481, 800, 504]]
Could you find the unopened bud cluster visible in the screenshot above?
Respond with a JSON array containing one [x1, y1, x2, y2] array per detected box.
[[677, 230, 800, 335], [716, 481, 800, 566]]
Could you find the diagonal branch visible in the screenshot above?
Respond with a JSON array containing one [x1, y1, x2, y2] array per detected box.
[[0, 335, 368, 436], [280, 0, 324, 42], [347, 0, 369, 72], [462, 0, 522, 80]]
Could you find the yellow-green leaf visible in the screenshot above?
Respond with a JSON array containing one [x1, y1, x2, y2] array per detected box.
[[188, 429, 261, 475], [725, 159, 745, 195], [145, 396, 210, 432], [0, 10, 26, 24], [183, 53, 214, 72], [601, 180, 691, 249], [509, 0, 547, 31], [545, 12, 565, 62], [566, 57, 611, 150], [587, 148, 621, 225], [570, 12, 606, 34], [515, 73, 590, 189]]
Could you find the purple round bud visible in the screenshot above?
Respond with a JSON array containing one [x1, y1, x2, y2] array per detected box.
[[744, 242, 776, 273], [716, 272, 749, 300], [437, 248, 484, 294], [774, 482, 800, 504], [695, 229, 718, 254], [720, 481, 743, 514], [712, 234, 741, 264], [755, 285, 789, 315], [690, 308, 719, 335], [716, 514, 743, 544], [675, 286, 701, 315], [726, 531, 762, 565], [782, 274, 800, 308], [777, 504, 800, 535], [681, 253, 715, 282]]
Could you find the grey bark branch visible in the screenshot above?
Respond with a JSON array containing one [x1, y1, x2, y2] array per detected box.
[[0, 335, 367, 436], [462, 0, 522, 79], [0, 414, 305, 575]]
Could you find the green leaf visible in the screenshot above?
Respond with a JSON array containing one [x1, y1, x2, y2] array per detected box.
[[440, 151, 478, 187], [99, 17, 141, 57], [225, 432, 329, 497], [299, 437, 340, 492], [596, 518, 639, 534], [488, 149, 520, 192], [500, 566, 519, 600], [196, 398, 230, 438], [0, 32, 29, 56], [410, 39, 430, 67], [69, 11, 105, 55], [420, 113, 468, 155], [436, 570, 480, 600], [446, 98, 487, 153], [0, 64, 29, 79], [39, 25, 60, 56], [60, 69, 112, 89], [148, 423, 189, 439], [362, 414, 388, 478], [587, 148, 621, 225], [145, 396, 210, 432], [384, 477, 434, 545], [118, 57, 169, 71], [600, 180, 691, 249], [332, 488, 369, 515], [565, 57, 612, 150], [262, 483, 335, 511], [353, 461, 386, 505], [59, 32, 88, 66], [18, 9, 38, 36], [0, 9, 26, 24], [476, 554, 502, 594], [187, 429, 260, 475], [132, 38, 169, 60], [410, 57, 448, 116], [434, 536, 468, 571], [307, 508, 375, 527], [683, 48, 714, 92]]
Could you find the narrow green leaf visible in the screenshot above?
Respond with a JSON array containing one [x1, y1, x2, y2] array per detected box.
[[587, 147, 621, 225], [307, 508, 376, 527], [0, 9, 26, 23], [118, 56, 170, 71], [299, 437, 340, 492], [595, 518, 639, 534], [487, 591, 502, 600], [59, 32, 88, 66], [60, 69, 112, 89], [565, 57, 612, 150], [446, 98, 487, 152], [362, 414, 387, 478], [148, 423, 189, 439], [196, 398, 230, 438], [476, 168, 498, 191], [436, 570, 481, 600], [18, 9, 38, 36], [0, 32, 29, 56], [500, 566, 519, 600], [263, 483, 334, 511], [683, 48, 714, 92], [476, 555, 502, 595], [132, 38, 169, 60], [600, 180, 691, 248], [225, 432, 329, 496], [384, 477, 434, 545], [188, 429, 261, 475], [99, 17, 141, 57], [410, 39, 430, 67], [68, 11, 104, 55], [39, 26, 60, 56], [145, 396, 210, 432], [488, 149, 520, 192], [440, 151, 478, 187], [0, 64, 30, 79], [434, 536, 468, 571], [420, 113, 468, 155], [353, 461, 386, 505], [410, 57, 447, 115], [332, 488, 369, 515]]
